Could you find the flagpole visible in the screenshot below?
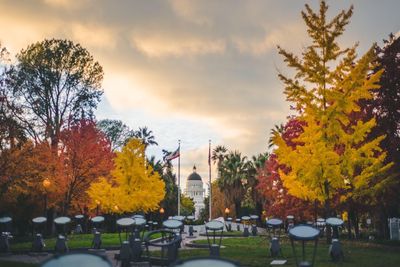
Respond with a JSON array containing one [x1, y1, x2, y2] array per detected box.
[[208, 140, 212, 221], [178, 140, 181, 216]]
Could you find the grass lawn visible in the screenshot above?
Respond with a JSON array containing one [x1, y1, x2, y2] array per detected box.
[[6, 234, 400, 266], [10, 232, 145, 251], [185, 236, 400, 267]]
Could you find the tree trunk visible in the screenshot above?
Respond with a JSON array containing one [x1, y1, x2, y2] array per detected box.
[[377, 204, 389, 239], [347, 210, 353, 239], [234, 200, 241, 219], [354, 213, 360, 239], [324, 181, 332, 243]]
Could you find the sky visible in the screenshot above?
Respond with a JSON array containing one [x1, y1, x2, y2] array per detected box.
[[1, 0, 399, 188]]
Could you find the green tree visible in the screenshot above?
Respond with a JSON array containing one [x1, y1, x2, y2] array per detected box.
[[273, 1, 391, 224], [157, 149, 179, 217], [8, 39, 103, 146], [218, 151, 249, 217], [180, 194, 195, 216], [247, 152, 269, 215], [97, 119, 135, 151]]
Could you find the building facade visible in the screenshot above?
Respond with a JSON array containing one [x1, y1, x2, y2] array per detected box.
[[185, 165, 205, 219]]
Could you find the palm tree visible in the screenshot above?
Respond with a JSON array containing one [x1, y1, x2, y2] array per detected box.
[[212, 145, 228, 178], [147, 155, 163, 175], [134, 126, 158, 150], [248, 152, 269, 216], [218, 151, 249, 217], [251, 152, 269, 171]]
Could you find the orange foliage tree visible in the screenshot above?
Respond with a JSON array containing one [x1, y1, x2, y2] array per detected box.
[[210, 181, 236, 219], [0, 141, 62, 233]]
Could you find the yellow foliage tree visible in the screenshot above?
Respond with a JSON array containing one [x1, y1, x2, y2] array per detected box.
[[273, 1, 392, 217], [87, 138, 165, 214]]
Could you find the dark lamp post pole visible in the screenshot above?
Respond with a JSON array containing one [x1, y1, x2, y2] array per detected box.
[[159, 207, 165, 222], [42, 178, 51, 216]]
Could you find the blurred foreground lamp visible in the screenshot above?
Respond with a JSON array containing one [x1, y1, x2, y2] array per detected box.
[[289, 225, 320, 267]]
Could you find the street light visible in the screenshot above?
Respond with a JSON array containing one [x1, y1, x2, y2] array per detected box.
[[224, 208, 230, 219], [225, 207, 232, 231], [42, 178, 51, 217], [159, 207, 165, 222]]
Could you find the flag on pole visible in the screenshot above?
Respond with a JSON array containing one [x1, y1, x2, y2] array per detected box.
[[164, 147, 180, 161]]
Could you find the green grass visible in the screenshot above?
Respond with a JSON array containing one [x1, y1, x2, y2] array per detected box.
[[11, 232, 146, 251], [199, 230, 245, 237], [186, 237, 400, 267], [7, 234, 400, 266]]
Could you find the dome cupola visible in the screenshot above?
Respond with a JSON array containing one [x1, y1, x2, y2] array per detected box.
[[187, 165, 202, 181]]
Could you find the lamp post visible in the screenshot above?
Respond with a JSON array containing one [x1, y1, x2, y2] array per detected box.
[[224, 208, 230, 220], [159, 207, 165, 223], [225, 208, 232, 231], [42, 178, 51, 217]]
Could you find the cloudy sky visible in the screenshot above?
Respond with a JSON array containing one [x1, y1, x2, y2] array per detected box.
[[1, 0, 399, 187]]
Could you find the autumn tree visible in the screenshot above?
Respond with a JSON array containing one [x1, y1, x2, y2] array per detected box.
[[210, 181, 235, 219], [7, 39, 103, 146], [58, 119, 114, 214], [359, 34, 400, 237], [273, 1, 391, 223], [87, 139, 165, 214], [0, 141, 61, 233], [257, 119, 313, 220]]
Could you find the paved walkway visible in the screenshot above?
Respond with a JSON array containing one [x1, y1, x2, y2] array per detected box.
[[0, 224, 267, 266]]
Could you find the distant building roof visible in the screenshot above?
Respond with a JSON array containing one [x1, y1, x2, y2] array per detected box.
[[187, 165, 202, 181]]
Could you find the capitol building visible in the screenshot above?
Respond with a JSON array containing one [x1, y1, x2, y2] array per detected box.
[[184, 165, 205, 219]]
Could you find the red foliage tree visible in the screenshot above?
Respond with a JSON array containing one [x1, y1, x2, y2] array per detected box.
[[58, 119, 114, 214], [257, 118, 314, 221]]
